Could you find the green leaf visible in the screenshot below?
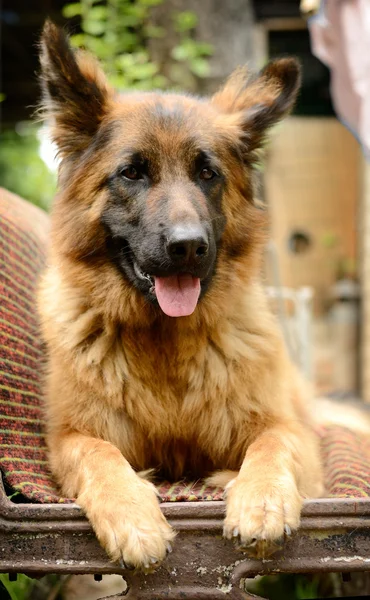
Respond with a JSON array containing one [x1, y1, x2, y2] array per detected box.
[[124, 4, 147, 20], [0, 575, 19, 600], [171, 43, 192, 62], [190, 57, 210, 78], [84, 36, 112, 57], [171, 38, 203, 62], [0, 573, 34, 600], [83, 19, 106, 36], [115, 54, 136, 69], [132, 62, 158, 79], [112, 30, 139, 52], [151, 74, 168, 88], [69, 33, 88, 48], [108, 73, 130, 89], [116, 13, 141, 27], [195, 42, 214, 57], [139, 0, 163, 5], [88, 5, 108, 20], [144, 24, 165, 38], [174, 11, 198, 32], [62, 2, 82, 18]]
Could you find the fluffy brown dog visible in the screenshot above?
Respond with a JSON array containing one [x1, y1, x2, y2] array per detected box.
[[38, 21, 323, 569]]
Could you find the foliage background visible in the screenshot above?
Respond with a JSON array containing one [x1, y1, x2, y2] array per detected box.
[[0, 0, 212, 213]]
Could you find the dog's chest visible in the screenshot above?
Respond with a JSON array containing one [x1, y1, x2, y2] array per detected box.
[[121, 331, 252, 441], [97, 321, 268, 475]]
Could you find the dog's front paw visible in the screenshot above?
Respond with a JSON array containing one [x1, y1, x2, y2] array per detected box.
[[79, 478, 175, 570], [223, 475, 302, 558]]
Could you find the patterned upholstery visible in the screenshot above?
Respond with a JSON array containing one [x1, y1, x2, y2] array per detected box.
[[0, 187, 369, 504], [321, 425, 370, 498], [0, 188, 58, 502]]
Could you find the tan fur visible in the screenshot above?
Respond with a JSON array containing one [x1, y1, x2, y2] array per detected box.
[[38, 23, 323, 569]]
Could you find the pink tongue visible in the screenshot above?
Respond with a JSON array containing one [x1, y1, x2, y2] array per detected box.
[[154, 274, 201, 317]]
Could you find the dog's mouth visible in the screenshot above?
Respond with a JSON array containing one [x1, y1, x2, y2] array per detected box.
[[153, 274, 201, 317], [133, 259, 201, 317], [104, 232, 209, 318], [133, 260, 154, 288]]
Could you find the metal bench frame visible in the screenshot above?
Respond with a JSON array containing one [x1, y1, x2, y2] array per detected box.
[[1, 478, 370, 599]]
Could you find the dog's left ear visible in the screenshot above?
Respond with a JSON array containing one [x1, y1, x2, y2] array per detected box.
[[212, 58, 300, 154]]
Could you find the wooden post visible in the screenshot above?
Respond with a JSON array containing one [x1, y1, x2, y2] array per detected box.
[[360, 158, 370, 402]]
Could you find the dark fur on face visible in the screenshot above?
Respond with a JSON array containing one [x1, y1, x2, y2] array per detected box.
[[40, 20, 300, 316], [99, 109, 228, 304]]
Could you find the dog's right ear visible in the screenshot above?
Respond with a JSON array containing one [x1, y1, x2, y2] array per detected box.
[[39, 20, 113, 159], [212, 58, 300, 157]]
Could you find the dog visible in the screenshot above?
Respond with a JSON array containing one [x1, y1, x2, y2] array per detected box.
[[38, 20, 324, 570]]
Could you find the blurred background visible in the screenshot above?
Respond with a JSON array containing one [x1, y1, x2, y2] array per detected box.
[[2, 0, 369, 403], [1, 0, 370, 598]]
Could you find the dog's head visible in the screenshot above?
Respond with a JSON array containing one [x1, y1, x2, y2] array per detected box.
[[40, 21, 300, 319]]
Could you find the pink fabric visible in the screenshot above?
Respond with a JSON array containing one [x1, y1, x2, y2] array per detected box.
[[309, 0, 370, 156]]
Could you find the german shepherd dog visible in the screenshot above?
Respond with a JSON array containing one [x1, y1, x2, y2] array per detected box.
[[38, 21, 324, 569]]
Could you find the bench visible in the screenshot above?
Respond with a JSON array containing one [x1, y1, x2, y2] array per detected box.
[[1, 187, 370, 599]]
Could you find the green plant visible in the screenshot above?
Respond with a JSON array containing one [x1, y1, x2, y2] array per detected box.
[[0, 574, 39, 600], [0, 574, 34, 600], [0, 123, 56, 211], [1, 2, 212, 213], [0, 573, 69, 600], [62, 0, 213, 90], [246, 572, 343, 599]]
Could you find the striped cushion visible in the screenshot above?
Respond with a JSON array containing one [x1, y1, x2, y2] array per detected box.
[[0, 188, 59, 502], [0, 188, 370, 503], [321, 425, 370, 498]]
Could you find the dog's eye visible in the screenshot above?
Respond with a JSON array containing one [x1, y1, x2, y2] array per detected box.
[[199, 167, 217, 181], [120, 165, 142, 181]]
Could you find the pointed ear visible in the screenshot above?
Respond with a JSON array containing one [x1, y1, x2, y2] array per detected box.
[[212, 58, 301, 154], [39, 20, 113, 159]]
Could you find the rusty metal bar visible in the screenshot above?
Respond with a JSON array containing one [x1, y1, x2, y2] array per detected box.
[[2, 479, 370, 598]]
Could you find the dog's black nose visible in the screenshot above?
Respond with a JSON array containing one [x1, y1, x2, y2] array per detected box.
[[166, 225, 209, 265]]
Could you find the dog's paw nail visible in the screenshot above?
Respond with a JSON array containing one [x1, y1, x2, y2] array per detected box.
[[232, 527, 239, 538], [284, 524, 292, 536], [243, 537, 256, 545], [166, 543, 173, 554], [275, 536, 284, 546], [119, 558, 134, 570], [238, 537, 257, 551], [150, 557, 157, 564]]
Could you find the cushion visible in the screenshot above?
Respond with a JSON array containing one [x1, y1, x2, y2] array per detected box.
[[0, 188, 369, 503]]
